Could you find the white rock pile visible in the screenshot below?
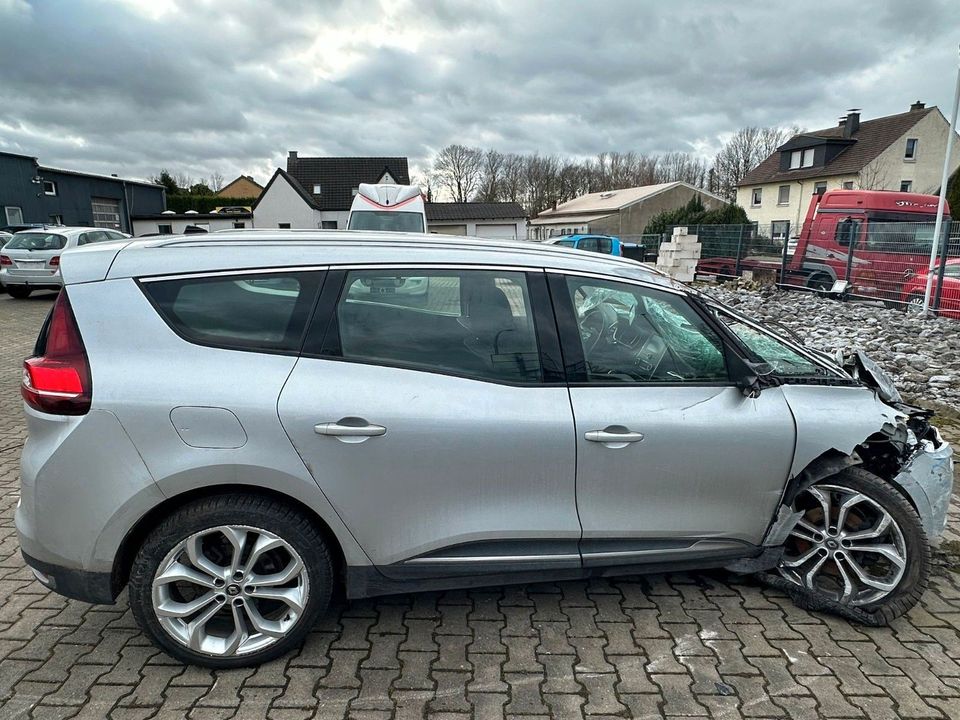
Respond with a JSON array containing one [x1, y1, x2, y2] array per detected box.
[[703, 284, 960, 410]]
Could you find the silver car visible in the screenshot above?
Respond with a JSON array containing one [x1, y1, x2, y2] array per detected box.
[[0, 227, 129, 298], [16, 231, 953, 667]]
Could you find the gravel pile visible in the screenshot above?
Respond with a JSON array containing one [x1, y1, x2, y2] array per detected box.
[[701, 284, 960, 410]]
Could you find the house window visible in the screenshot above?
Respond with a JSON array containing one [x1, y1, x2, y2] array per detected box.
[[49, 214, 63, 225], [158, 224, 173, 235], [4, 206, 24, 225], [842, 181, 855, 190], [751, 188, 762, 207], [900, 181, 913, 192], [790, 149, 815, 169], [312, 184, 322, 194], [321, 220, 338, 229], [43, 180, 58, 196], [278, 223, 291, 229], [814, 182, 827, 195], [777, 185, 790, 205], [905, 138, 918, 160], [233, 221, 245, 229], [771, 220, 790, 240]]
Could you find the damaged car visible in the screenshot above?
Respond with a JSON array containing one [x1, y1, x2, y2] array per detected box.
[[16, 231, 954, 667]]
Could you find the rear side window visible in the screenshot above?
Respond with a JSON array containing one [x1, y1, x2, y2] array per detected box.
[[142, 272, 323, 352], [320, 269, 542, 383]]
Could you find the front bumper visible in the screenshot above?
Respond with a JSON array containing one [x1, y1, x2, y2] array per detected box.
[[894, 430, 954, 540]]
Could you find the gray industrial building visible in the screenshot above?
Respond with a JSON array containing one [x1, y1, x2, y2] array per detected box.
[[0, 151, 165, 233]]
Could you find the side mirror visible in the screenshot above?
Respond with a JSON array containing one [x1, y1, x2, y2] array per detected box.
[[729, 354, 776, 398]]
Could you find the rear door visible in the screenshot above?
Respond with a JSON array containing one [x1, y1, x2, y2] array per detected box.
[[278, 266, 581, 577]]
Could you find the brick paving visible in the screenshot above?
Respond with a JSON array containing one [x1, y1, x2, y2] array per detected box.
[[2, 291, 960, 719]]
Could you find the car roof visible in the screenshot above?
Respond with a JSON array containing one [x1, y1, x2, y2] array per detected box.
[[12, 226, 103, 236], [61, 230, 680, 291]]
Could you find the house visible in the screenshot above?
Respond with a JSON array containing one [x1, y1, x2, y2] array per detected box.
[[529, 182, 726, 240], [426, 202, 527, 239], [738, 102, 960, 232], [132, 210, 253, 236], [216, 175, 264, 199], [253, 152, 410, 230], [0, 150, 165, 232]]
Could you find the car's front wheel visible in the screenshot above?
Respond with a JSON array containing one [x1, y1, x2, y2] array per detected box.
[[777, 467, 929, 625], [129, 494, 334, 667]]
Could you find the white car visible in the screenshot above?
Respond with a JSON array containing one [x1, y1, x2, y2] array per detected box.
[[0, 227, 129, 298]]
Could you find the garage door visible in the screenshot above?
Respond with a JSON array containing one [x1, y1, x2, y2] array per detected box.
[[430, 224, 467, 236], [91, 197, 122, 229], [476, 224, 517, 239]]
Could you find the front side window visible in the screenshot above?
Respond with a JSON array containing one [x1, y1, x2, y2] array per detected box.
[[717, 311, 825, 377], [329, 269, 541, 383], [142, 271, 320, 352], [4, 232, 66, 251], [579, 237, 600, 252], [778, 185, 790, 205], [564, 277, 727, 383], [347, 211, 425, 233]]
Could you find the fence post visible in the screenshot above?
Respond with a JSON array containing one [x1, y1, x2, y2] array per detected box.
[[734, 225, 745, 277], [933, 221, 952, 311], [779, 221, 790, 287]]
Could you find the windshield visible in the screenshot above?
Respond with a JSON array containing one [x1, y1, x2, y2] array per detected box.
[[864, 218, 951, 253], [554, 239, 576, 247], [4, 232, 67, 251], [714, 308, 828, 376], [348, 211, 424, 233]]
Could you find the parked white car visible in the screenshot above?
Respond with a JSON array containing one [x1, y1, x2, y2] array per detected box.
[[0, 227, 129, 298]]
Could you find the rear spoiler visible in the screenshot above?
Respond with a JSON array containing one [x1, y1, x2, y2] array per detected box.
[[58, 240, 134, 285]]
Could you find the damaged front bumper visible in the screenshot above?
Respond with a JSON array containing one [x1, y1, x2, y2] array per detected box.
[[894, 426, 954, 540]]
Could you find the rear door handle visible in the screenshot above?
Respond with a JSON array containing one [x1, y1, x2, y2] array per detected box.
[[314, 421, 386, 437], [585, 428, 644, 444]]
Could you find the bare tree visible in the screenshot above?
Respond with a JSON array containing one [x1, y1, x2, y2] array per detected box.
[[173, 172, 194, 192], [208, 172, 225, 192], [476, 150, 505, 202], [498, 154, 526, 204], [857, 163, 891, 190], [712, 125, 800, 200], [431, 144, 484, 202]]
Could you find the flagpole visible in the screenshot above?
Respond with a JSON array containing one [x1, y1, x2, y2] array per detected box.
[[923, 45, 960, 315]]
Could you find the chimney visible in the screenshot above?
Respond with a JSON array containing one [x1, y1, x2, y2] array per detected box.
[[843, 109, 860, 138], [288, 150, 298, 159], [552, 199, 558, 211], [838, 116, 847, 128], [287, 150, 298, 172], [910, 100, 925, 111]]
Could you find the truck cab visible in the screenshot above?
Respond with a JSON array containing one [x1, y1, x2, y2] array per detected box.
[[790, 189, 951, 299], [347, 184, 427, 233]]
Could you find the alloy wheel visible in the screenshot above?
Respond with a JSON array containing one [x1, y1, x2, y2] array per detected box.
[[779, 484, 907, 607], [151, 525, 309, 657]]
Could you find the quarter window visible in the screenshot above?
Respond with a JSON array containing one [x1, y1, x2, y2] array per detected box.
[[142, 272, 321, 352], [564, 277, 728, 383], [327, 269, 542, 383]]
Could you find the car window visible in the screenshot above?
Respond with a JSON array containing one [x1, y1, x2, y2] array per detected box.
[[330, 269, 542, 383], [597, 237, 613, 254], [141, 272, 320, 352], [565, 277, 727, 383], [578, 237, 599, 252], [717, 311, 823, 376], [555, 239, 575, 248], [4, 232, 67, 251], [347, 211, 424, 232], [942, 265, 960, 279]]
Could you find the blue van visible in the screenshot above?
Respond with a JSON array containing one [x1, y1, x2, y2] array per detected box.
[[546, 234, 622, 255]]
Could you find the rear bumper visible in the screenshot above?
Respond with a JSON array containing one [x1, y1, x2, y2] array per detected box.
[[21, 550, 116, 603], [0, 268, 63, 288]]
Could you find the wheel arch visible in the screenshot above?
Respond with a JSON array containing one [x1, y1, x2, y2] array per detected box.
[[111, 484, 350, 598]]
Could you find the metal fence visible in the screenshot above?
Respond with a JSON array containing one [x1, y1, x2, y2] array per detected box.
[[665, 221, 960, 315]]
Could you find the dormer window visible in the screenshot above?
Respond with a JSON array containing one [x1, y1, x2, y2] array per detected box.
[[789, 149, 815, 170]]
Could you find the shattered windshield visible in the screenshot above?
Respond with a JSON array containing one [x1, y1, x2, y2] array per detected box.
[[719, 314, 826, 376]]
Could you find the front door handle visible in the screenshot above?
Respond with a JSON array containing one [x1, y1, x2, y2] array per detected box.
[[314, 420, 386, 437], [585, 427, 644, 444]]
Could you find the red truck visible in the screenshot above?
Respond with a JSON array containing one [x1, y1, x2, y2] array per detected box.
[[698, 189, 952, 305]]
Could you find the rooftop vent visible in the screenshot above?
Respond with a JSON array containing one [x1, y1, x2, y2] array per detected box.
[[161, 210, 176, 215], [184, 210, 199, 214], [599, 191, 616, 199]]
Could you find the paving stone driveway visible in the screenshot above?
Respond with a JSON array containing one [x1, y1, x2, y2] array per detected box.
[[2, 292, 960, 720]]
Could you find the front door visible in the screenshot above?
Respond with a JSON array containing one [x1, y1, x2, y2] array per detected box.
[[278, 267, 581, 577], [550, 273, 796, 566]]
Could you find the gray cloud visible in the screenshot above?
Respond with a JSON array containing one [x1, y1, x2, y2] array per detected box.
[[0, 0, 957, 185]]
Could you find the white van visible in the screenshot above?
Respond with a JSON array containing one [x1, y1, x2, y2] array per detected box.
[[347, 184, 426, 232]]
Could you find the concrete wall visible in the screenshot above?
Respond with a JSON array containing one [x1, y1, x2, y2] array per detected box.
[[0, 154, 164, 232], [253, 176, 321, 228]]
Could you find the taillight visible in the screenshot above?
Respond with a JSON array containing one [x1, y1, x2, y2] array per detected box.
[[0, 255, 10, 266], [21, 291, 91, 415], [49, 256, 60, 267]]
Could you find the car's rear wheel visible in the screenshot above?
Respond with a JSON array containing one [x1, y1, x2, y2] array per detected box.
[[806, 273, 833, 292], [7, 286, 31, 299], [777, 468, 928, 625], [129, 495, 334, 667]]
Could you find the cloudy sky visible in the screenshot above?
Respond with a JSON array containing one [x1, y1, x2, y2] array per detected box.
[[1, 0, 958, 186]]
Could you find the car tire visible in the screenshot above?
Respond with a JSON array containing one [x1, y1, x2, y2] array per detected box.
[[806, 273, 833, 292], [7, 287, 31, 299], [129, 494, 334, 668], [905, 294, 928, 314], [776, 467, 929, 625]]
